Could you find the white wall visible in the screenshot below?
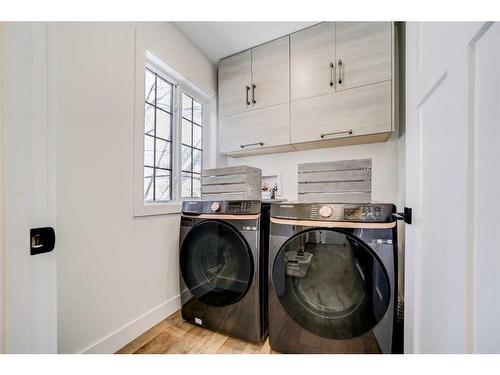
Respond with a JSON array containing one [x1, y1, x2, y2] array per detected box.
[[222, 136, 401, 204], [54, 22, 216, 353]]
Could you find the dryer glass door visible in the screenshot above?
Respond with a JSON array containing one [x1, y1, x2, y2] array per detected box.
[[272, 228, 390, 339], [180, 220, 254, 307]]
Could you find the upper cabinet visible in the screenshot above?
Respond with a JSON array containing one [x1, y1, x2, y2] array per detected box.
[[218, 22, 396, 157], [335, 22, 392, 91], [218, 50, 252, 117], [218, 36, 289, 117], [291, 22, 336, 101], [251, 36, 289, 110]]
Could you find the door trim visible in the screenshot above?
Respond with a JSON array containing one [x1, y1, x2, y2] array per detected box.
[[0, 22, 5, 353], [3, 22, 57, 353]]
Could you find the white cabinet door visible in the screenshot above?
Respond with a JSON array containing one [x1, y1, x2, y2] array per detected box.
[[291, 22, 335, 101], [219, 103, 290, 153], [251, 36, 289, 110], [291, 80, 391, 144], [336, 22, 392, 91], [218, 50, 251, 117]]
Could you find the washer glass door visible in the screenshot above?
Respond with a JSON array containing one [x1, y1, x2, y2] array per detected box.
[[180, 220, 254, 307], [272, 228, 390, 339]]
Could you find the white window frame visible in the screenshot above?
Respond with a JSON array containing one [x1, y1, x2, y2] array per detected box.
[[133, 47, 216, 216]]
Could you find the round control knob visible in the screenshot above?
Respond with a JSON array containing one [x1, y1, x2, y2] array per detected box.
[[319, 205, 333, 218], [210, 202, 221, 212]]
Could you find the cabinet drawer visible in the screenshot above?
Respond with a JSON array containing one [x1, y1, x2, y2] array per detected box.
[[219, 103, 290, 154], [291, 80, 392, 144]]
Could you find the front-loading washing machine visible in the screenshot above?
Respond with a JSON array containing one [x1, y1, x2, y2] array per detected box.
[[179, 200, 270, 343], [269, 202, 399, 353]]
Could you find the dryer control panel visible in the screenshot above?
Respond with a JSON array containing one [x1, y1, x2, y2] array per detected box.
[[182, 200, 261, 215]]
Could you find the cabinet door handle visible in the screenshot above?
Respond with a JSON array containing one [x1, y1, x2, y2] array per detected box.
[[240, 141, 264, 148], [252, 84, 256, 104], [337, 59, 343, 85], [245, 86, 250, 105], [329, 62, 335, 87], [321, 129, 352, 139]]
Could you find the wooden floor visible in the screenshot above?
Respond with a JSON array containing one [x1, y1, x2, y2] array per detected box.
[[116, 310, 276, 354]]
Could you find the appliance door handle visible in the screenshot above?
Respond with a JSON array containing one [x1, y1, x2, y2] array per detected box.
[[251, 84, 256, 104], [329, 62, 335, 87], [240, 141, 264, 148], [320, 129, 353, 139], [245, 85, 250, 105]]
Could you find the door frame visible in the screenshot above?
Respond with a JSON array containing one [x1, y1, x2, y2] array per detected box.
[[2, 22, 57, 353]]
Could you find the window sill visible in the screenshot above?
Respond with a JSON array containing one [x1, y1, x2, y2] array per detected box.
[[133, 201, 182, 217]]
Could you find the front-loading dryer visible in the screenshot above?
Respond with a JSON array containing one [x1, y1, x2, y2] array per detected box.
[[269, 202, 399, 353], [179, 200, 270, 343]]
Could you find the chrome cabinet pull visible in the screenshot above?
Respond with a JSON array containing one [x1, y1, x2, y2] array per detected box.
[[240, 141, 264, 148], [337, 59, 343, 85], [251, 84, 256, 104], [320, 129, 353, 139], [245, 86, 250, 105], [329, 62, 335, 87]]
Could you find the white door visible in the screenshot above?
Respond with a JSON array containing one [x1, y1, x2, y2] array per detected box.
[[405, 21, 500, 353], [250, 36, 289, 110], [2, 23, 57, 353], [336, 22, 392, 91], [290, 22, 335, 101], [218, 50, 252, 117]]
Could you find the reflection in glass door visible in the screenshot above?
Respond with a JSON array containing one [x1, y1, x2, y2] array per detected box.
[[273, 229, 390, 339], [181, 220, 254, 307]]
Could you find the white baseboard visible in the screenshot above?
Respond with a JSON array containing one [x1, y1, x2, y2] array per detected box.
[[80, 295, 181, 354]]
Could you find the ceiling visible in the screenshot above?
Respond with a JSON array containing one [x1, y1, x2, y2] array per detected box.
[[172, 22, 317, 64]]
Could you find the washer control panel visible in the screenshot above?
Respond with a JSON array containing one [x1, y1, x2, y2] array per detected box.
[[182, 200, 261, 215], [271, 203, 395, 223]]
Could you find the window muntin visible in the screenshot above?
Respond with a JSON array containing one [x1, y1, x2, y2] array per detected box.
[[143, 68, 173, 202], [181, 93, 203, 198]]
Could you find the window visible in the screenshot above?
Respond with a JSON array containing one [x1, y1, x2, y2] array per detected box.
[[181, 94, 203, 198], [144, 68, 173, 202], [134, 48, 212, 216]]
